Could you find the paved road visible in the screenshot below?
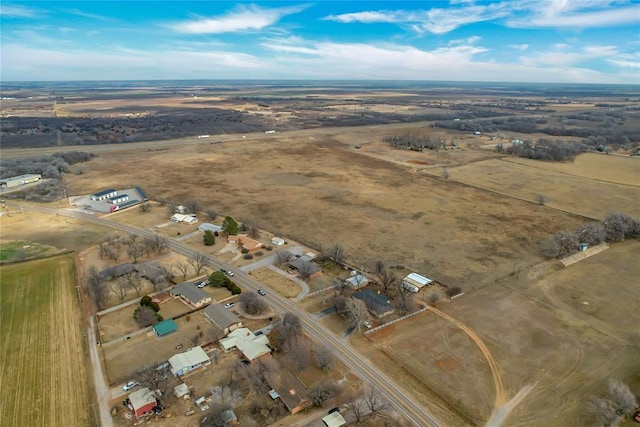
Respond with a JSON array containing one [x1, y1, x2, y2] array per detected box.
[[14, 203, 444, 427]]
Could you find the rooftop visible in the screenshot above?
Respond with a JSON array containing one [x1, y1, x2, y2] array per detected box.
[[170, 282, 210, 304], [153, 319, 178, 336], [203, 304, 242, 330], [288, 258, 322, 275], [93, 188, 116, 197], [404, 272, 433, 287], [169, 346, 210, 375], [220, 328, 271, 361], [129, 387, 157, 410]]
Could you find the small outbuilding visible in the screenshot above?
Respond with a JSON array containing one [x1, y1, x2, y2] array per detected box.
[[91, 188, 117, 201], [345, 274, 369, 289], [173, 383, 190, 399], [153, 319, 178, 337], [271, 237, 285, 246], [322, 412, 347, 427], [0, 174, 42, 188], [221, 409, 238, 426], [128, 387, 158, 419], [267, 368, 311, 414], [108, 194, 129, 204], [402, 273, 433, 290], [171, 213, 198, 224], [198, 223, 222, 233]]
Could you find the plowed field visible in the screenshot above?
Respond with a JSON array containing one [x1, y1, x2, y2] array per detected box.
[[0, 255, 91, 427]]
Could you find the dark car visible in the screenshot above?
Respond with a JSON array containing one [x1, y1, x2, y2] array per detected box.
[[255, 330, 264, 336], [219, 268, 227, 273], [328, 407, 340, 414], [257, 289, 266, 296]]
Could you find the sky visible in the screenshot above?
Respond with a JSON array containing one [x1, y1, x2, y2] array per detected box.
[[1, 1, 639, 83]]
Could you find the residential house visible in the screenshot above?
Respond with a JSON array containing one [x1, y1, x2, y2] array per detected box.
[[219, 328, 271, 364], [353, 289, 395, 318], [198, 223, 222, 233], [171, 213, 198, 224], [170, 282, 212, 308], [268, 368, 311, 414], [221, 409, 238, 426], [288, 257, 322, 279], [99, 262, 135, 281], [345, 274, 369, 289], [128, 388, 158, 419], [203, 304, 242, 334], [227, 234, 263, 252], [135, 261, 166, 284], [169, 346, 210, 376]]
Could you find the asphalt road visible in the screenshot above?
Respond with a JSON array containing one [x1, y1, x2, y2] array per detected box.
[[14, 203, 444, 427]]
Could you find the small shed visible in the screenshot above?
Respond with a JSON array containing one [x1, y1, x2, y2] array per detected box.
[[271, 237, 285, 246], [153, 319, 178, 337], [221, 409, 238, 426], [173, 383, 190, 399], [322, 412, 347, 427], [129, 388, 158, 419], [346, 274, 369, 289], [91, 188, 117, 201], [198, 223, 222, 233]]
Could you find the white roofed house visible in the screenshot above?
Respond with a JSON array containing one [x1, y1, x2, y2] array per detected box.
[[219, 328, 271, 364], [169, 346, 210, 376], [171, 213, 198, 224]]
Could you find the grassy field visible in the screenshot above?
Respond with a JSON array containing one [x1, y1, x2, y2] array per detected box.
[[0, 255, 91, 427], [442, 156, 640, 218]]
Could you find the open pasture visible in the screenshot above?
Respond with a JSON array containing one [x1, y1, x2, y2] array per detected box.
[[0, 255, 91, 427], [443, 156, 640, 218], [65, 133, 586, 289]]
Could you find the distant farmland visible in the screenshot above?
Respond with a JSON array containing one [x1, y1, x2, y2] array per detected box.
[[0, 255, 91, 427]]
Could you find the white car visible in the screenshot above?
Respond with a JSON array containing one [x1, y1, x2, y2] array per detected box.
[[122, 380, 138, 391], [224, 303, 234, 309], [226, 271, 234, 277], [196, 281, 207, 288]]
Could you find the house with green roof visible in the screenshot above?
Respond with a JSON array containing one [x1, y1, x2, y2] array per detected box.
[[153, 319, 178, 337]]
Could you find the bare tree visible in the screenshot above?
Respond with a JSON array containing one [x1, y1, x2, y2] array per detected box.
[[587, 395, 621, 427], [313, 344, 334, 371], [205, 207, 218, 221], [379, 270, 397, 293], [396, 291, 417, 315], [275, 250, 293, 267], [345, 297, 369, 330], [133, 305, 159, 327], [442, 166, 450, 179], [133, 365, 172, 401], [429, 293, 440, 307], [608, 379, 637, 416], [323, 242, 347, 265], [153, 235, 168, 254], [277, 313, 302, 346], [128, 275, 143, 296], [174, 261, 190, 280], [535, 193, 549, 206], [345, 393, 366, 425], [209, 385, 242, 408], [127, 243, 145, 263], [364, 386, 387, 419], [158, 265, 174, 285], [128, 233, 138, 244], [540, 231, 579, 259], [110, 278, 128, 302], [285, 334, 312, 372], [238, 292, 268, 315], [296, 260, 315, 281], [140, 200, 150, 212], [189, 253, 207, 276], [245, 359, 277, 393], [86, 266, 109, 309], [183, 198, 201, 215], [372, 260, 386, 277], [310, 380, 341, 407], [333, 277, 348, 296]]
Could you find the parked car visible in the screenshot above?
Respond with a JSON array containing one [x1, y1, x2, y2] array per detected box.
[[363, 320, 372, 329], [122, 380, 138, 392], [219, 268, 227, 273], [226, 270, 235, 277], [257, 289, 266, 296], [255, 330, 264, 336], [224, 302, 234, 309], [175, 344, 183, 350], [328, 407, 341, 414], [196, 281, 207, 288]]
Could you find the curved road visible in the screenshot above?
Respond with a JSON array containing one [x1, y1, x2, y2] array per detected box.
[[14, 203, 443, 427]]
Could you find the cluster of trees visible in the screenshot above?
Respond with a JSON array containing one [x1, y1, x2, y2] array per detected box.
[[208, 271, 241, 295], [499, 138, 588, 162], [541, 212, 640, 259], [384, 134, 449, 151], [203, 230, 216, 246], [237, 292, 267, 315], [587, 379, 638, 427], [133, 295, 162, 327]]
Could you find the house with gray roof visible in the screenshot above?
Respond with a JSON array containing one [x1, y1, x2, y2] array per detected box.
[[288, 258, 322, 278], [353, 289, 395, 318], [170, 282, 212, 308], [100, 262, 135, 280], [203, 304, 242, 334]]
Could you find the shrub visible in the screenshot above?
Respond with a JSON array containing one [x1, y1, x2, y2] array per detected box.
[[140, 295, 152, 306], [254, 251, 264, 257], [265, 246, 273, 251], [241, 248, 249, 254], [148, 301, 160, 312], [231, 285, 242, 295], [243, 254, 254, 260]]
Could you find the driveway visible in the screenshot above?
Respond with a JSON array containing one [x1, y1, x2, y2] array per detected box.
[[87, 317, 114, 427]]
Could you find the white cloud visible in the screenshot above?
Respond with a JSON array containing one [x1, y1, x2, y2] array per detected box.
[[0, 4, 38, 18], [449, 36, 481, 46], [521, 44, 618, 66], [510, 44, 529, 50], [607, 52, 640, 69], [169, 4, 307, 34], [324, 0, 640, 34]]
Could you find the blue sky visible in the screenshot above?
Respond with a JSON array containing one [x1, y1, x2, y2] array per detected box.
[[1, 1, 639, 83]]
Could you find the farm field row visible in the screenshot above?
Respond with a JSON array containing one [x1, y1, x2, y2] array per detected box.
[[441, 156, 640, 218], [0, 255, 91, 427]]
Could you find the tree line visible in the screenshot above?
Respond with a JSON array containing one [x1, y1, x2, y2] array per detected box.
[[498, 138, 588, 162], [541, 212, 640, 259]]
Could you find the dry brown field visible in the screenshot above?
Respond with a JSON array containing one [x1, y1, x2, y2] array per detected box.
[[0, 255, 91, 427], [441, 156, 640, 218], [503, 152, 640, 186], [64, 131, 586, 290], [347, 240, 640, 427]]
